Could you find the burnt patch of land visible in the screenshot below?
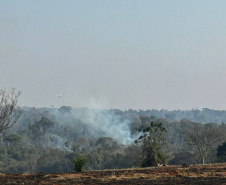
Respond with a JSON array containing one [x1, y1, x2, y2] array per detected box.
[[1, 163, 226, 184]]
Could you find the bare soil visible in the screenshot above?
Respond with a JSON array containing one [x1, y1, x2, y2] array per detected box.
[[1, 163, 226, 184]]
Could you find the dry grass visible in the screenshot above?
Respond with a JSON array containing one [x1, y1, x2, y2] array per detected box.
[[1, 163, 226, 184]]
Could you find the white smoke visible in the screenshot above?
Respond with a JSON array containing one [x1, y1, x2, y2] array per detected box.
[[53, 107, 134, 145], [79, 109, 133, 145]]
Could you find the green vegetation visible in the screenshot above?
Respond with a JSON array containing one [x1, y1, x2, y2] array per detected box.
[[0, 106, 226, 173], [72, 157, 89, 172], [135, 117, 167, 167], [217, 142, 226, 162]]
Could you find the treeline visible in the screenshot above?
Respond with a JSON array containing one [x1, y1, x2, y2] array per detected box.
[[0, 106, 226, 173], [127, 108, 226, 124]]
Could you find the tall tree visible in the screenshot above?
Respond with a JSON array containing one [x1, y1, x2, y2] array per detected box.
[[217, 142, 226, 162], [185, 124, 224, 164], [0, 89, 23, 138], [135, 116, 167, 167]]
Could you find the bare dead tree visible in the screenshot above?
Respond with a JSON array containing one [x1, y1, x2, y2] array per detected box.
[[0, 88, 23, 138], [185, 124, 224, 164]]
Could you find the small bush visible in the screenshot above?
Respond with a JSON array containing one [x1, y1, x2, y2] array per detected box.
[[72, 157, 89, 172], [182, 163, 189, 168]]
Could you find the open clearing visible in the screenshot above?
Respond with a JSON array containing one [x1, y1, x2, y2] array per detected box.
[[1, 163, 226, 184]]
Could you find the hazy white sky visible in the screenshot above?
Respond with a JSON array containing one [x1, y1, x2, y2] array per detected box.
[[1, 0, 226, 110]]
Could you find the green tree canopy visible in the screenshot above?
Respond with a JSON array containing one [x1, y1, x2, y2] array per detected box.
[[217, 142, 226, 162], [135, 116, 167, 167]]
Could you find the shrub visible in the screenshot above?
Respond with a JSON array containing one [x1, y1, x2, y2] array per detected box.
[[72, 157, 89, 172]]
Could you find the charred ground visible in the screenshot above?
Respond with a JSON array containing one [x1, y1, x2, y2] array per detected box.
[[1, 163, 226, 185]]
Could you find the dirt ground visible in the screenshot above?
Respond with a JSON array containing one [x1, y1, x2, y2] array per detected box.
[[1, 163, 226, 184]]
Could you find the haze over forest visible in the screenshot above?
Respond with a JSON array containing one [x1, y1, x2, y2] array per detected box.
[[1, 1, 226, 110], [0, 106, 225, 173], [2, 1, 226, 175]]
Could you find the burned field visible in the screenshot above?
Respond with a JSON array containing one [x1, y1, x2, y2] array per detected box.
[[1, 163, 226, 185]]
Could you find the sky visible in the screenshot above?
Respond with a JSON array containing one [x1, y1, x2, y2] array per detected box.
[[1, 0, 226, 110]]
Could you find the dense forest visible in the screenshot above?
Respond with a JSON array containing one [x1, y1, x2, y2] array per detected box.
[[1, 106, 226, 173]]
